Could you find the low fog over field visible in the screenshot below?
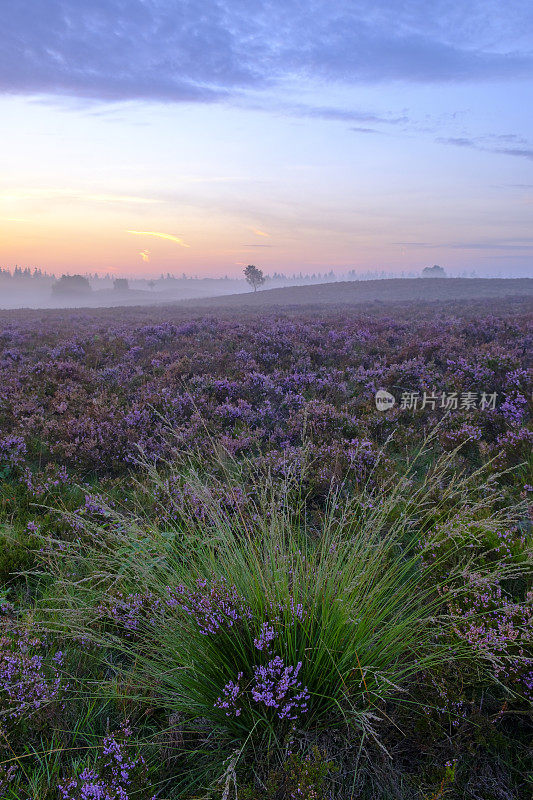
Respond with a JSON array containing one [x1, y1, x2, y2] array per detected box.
[[1, 268, 531, 311], [0, 271, 249, 309]]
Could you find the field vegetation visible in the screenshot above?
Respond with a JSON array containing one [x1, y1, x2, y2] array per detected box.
[[0, 295, 531, 798]]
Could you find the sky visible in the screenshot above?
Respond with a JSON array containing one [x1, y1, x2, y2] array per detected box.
[[1, 0, 532, 278]]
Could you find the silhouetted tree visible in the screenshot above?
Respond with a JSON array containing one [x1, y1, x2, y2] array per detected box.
[[244, 264, 265, 292], [51, 274, 92, 295], [422, 264, 447, 278], [113, 278, 130, 291]]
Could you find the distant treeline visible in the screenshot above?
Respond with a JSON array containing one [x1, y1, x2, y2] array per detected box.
[[1, 266, 485, 288], [0, 267, 423, 285], [0, 267, 54, 281]]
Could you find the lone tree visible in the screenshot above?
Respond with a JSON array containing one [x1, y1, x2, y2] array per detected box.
[[244, 264, 265, 292]]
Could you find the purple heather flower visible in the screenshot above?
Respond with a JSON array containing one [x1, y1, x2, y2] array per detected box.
[[215, 673, 244, 717], [59, 722, 149, 800], [251, 657, 309, 721], [0, 626, 64, 720], [254, 622, 277, 652]]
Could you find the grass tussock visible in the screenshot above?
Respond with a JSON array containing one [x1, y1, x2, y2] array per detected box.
[[18, 436, 529, 799]]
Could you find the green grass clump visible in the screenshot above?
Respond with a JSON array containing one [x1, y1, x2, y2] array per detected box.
[[29, 440, 529, 797]]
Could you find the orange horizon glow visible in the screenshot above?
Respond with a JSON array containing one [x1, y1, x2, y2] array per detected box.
[[0, 95, 531, 279], [1, 214, 530, 279]]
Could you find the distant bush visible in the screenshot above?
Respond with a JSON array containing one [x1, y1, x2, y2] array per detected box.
[[422, 264, 446, 277], [113, 278, 129, 291], [51, 275, 92, 295]]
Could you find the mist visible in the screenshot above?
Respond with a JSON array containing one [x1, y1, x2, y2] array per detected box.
[[0, 267, 523, 311]]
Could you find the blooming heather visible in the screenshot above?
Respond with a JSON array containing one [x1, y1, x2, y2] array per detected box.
[[59, 722, 152, 800], [215, 658, 310, 722], [0, 300, 529, 480], [0, 625, 64, 720], [166, 577, 253, 636]]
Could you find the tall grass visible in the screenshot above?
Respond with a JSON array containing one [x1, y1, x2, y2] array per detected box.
[[36, 437, 528, 795]]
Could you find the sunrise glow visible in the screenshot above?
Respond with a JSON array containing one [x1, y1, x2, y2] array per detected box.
[[1, 2, 532, 277]]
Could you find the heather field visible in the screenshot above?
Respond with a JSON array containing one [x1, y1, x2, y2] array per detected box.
[[0, 295, 531, 799]]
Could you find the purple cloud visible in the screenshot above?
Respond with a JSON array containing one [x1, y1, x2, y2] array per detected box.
[[437, 136, 533, 160], [1, 1, 532, 104]]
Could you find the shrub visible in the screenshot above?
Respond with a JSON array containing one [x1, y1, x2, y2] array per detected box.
[[51, 275, 92, 296]]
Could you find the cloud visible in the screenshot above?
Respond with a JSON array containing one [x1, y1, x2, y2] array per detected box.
[[2, 1, 532, 105], [252, 229, 270, 237], [436, 137, 477, 147], [350, 126, 383, 134], [492, 147, 533, 160], [239, 98, 410, 127], [286, 104, 408, 125], [139, 249, 150, 262], [488, 133, 527, 144], [126, 230, 190, 247], [436, 137, 533, 160], [394, 239, 533, 250], [85, 194, 160, 204], [0, 188, 161, 205]]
